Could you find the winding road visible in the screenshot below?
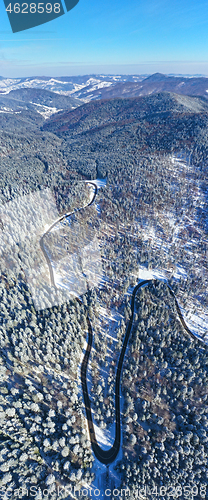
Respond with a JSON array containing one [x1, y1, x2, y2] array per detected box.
[[40, 180, 204, 466], [40, 181, 97, 287], [81, 279, 200, 464]]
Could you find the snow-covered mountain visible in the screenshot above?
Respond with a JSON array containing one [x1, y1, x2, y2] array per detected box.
[[0, 74, 147, 102], [2, 73, 208, 104]]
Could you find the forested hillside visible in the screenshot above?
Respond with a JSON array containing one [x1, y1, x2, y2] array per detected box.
[[0, 91, 207, 498]]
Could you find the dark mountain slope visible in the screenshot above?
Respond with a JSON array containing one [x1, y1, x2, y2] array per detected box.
[[41, 92, 208, 181], [43, 92, 208, 140]]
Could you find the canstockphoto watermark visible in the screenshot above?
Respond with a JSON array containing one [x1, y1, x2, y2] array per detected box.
[[0, 486, 131, 498], [3, 0, 79, 33], [0, 185, 103, 311], [1, 484, 207, 499]]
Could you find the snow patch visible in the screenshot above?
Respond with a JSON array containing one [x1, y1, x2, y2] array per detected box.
[[93, 423, 115, 450], [29, 102, 62, 119]]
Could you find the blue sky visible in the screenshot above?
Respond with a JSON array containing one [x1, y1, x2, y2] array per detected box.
[[1, 0, 208, 76]]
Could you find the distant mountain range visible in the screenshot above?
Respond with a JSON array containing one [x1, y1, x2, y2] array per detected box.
[[0, 74, 146, 102], [1, 73, 208, 104], [1, 73, 208, 119]]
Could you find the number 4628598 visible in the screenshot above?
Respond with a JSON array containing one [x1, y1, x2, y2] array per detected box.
[[6, 3, 61, 14]]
